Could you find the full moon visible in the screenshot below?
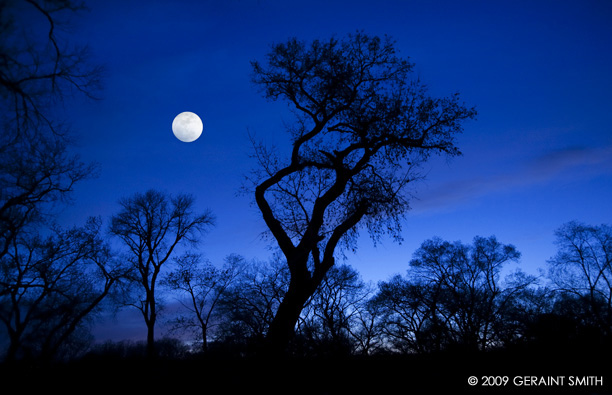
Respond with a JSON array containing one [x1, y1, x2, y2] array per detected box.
[[172, 111, 203, 142]]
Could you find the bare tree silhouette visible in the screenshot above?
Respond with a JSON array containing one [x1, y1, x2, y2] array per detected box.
[[0, 0, 101, 265], [374, 236, 536, 352], [109, 189, 214, 358], [0, 217, 127, 361], [216, 256, 289, 352], [298, 264, 372, 356], [0, 0, 102, 134], [248, 32, 476, 353], [548, 221, 612, 338], [163, 253, 244, 353], [0, 0, 104, 363]]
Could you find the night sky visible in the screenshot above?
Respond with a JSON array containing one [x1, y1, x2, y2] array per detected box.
[[34, 0, 612, 338]]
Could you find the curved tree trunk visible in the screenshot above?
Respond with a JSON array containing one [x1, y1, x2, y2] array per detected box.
[[265, 277, 313, 356]]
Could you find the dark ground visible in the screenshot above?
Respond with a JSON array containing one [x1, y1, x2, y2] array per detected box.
[[2, 348, 610, 395]]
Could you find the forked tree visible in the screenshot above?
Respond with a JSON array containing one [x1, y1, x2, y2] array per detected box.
[[109, 189, 214, 357], [163, 253, 244, 352], [248, 32, 476, 353]]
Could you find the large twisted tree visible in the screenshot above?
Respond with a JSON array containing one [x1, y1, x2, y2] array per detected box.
[[248, 32, 476, 353]]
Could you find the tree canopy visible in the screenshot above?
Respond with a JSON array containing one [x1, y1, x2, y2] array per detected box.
[[249, 32, 476, 352]]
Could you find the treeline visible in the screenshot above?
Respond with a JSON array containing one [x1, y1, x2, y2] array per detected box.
[[96, 221, 610, 360], [3, 211, 609, 363]]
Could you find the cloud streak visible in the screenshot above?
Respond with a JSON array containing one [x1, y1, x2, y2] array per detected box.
[[410, 144, 612, 214]]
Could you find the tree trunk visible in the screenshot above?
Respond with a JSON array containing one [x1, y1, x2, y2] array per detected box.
[[146, 320, 156, 358], [201, 326, 208, 353], [5, 332, 20, 363], [145, 297, 157, 358], [265, 278, 313, 356]]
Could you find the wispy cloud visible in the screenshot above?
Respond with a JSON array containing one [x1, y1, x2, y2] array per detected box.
[[410, 144, 612, 214]]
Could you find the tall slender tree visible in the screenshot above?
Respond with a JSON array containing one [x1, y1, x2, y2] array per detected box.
[[109, 189, 214, 357]]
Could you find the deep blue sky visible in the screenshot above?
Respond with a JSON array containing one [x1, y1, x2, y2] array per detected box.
[[52, 0, 612, 292]]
